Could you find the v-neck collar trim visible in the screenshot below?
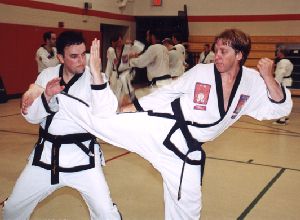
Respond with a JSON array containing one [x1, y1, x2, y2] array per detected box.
[[214, 65, 243, 118], [59, 64, 84, 93]]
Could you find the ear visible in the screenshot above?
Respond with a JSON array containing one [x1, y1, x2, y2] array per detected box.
[[236, 51, 242, 62], [57, 54, 64, 64]]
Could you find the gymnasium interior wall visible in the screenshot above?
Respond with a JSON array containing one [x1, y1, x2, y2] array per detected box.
[[0, 0, 299, 95]]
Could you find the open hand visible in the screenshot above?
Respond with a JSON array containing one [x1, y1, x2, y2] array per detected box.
[[90, 38, 104, 84], [44, 77, 65, 102]]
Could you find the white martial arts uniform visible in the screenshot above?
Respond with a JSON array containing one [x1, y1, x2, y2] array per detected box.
[[105, 44, 135, 106], [35, 46, 59, 73], [130, 43, 170, 97], [56, 63, 292, 220], [169, 48, 185, 77], [3, 64, 121, 220], [275, 58, 294, 87], [198, 51, 215, 64]]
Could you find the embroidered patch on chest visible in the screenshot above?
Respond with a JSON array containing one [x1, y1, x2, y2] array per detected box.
[[231, 94, 250, 119], [193, 82, 211, 110]]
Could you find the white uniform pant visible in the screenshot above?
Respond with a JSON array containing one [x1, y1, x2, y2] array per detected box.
[[3, 147, 121, 220], [59, 94, 203, 220], [110, 70, 134, 107]]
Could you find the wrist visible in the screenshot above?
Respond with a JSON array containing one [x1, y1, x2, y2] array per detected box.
[[43, 91, 52, 103]]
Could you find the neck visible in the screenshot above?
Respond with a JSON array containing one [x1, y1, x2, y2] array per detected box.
[[63, 69, 76, 84], [44, 44, 53, 51], [221, 65, 240, 82]]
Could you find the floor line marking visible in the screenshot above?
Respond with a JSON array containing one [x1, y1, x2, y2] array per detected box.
[[237, 168, 285, 220], [207, 156, 300, 172], [0, 113, 20, 118], [105, 151, 131, 163]]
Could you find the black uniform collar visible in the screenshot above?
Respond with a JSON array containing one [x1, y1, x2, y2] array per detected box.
[[214, 64, 243, 118], [59, 64, 84, 93]]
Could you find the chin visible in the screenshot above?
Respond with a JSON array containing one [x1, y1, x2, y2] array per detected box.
[[76, 67, 85, 74], [215, 64, 224, 72]]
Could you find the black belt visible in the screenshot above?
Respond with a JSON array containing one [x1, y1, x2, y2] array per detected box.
[[151, 74, 171, 85], [33, 127, 96, 185], [283, 76, 291, 78], [148, 98, 206, 200]]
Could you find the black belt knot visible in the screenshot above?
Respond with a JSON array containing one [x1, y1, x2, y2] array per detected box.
[[33, 127, 97, 185]]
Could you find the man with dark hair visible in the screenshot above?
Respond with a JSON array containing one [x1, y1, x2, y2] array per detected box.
[[36, 31, 59, 73], [20, 29, 293, 219], [129, 29, 170, 97], [105, 33, 136, 108], [3, 31, 122, 220]]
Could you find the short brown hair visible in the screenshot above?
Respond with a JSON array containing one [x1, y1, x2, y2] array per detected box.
[[214, 29, 251, 66]]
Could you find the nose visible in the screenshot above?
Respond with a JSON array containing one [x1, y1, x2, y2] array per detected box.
[[79, 54, 86, 65]]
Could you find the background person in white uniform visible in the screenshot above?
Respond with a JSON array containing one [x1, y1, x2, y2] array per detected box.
[[162, 37, 185, 78], [198, 43, 215, 64], [130, 30, 170, 97], [273, 47, 294, 125], [35, 31, 59, 74]]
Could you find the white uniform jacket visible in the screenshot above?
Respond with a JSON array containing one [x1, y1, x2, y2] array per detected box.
[[35, 46, 59, 73], [137, 63, 292, 142], [105, 44, 133, 79], [130, 44, 170, 82], [275, 58, 294, 87], [24, 64, 118, 184], [169, 48, 185, 77], [198, 51, 215, 64]]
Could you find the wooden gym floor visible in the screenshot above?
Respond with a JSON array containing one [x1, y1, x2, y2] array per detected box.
[[0, 97, 299, 220]]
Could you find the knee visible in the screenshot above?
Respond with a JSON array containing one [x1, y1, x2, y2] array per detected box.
[[89, 203, 121, 220]]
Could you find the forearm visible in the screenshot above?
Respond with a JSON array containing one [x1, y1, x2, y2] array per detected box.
[[263, 76, 284, 102]]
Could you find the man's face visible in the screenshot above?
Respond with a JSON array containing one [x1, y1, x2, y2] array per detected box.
[[49, 33, 57, 47], [58, 43, 86, 75], [214, 39, 242, 73]]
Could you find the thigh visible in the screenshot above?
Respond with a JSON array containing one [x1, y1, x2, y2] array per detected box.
[[4, 162, 60, 219], [64, 166, 115, 214]]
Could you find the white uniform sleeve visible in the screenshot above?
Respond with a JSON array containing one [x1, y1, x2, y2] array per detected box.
[[22, 69, 58, 124], [137, 70, 192, 110], [90, 73, 118, 117], [36, 48, 59, 69], [130, 45, 156, 68], [245, 76, 293, 120]]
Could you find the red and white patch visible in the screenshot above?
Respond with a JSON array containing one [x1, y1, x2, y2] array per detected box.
[[231, 94, 250, 119], [193, 83, 211, 110]]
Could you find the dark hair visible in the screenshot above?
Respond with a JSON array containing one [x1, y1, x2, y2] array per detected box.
[[110, 33, 123, 44], [172, 33, 183, 43], [56, 31, 85, 55], [276, 47, 287, 57], [214, 29, 251, 66], [43, 31, 54, 42]]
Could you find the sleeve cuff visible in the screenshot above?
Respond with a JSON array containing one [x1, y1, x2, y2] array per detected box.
[[91, 83, 107, 90], [269, 84, 286, 104], [41, 93, 56, 114]]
